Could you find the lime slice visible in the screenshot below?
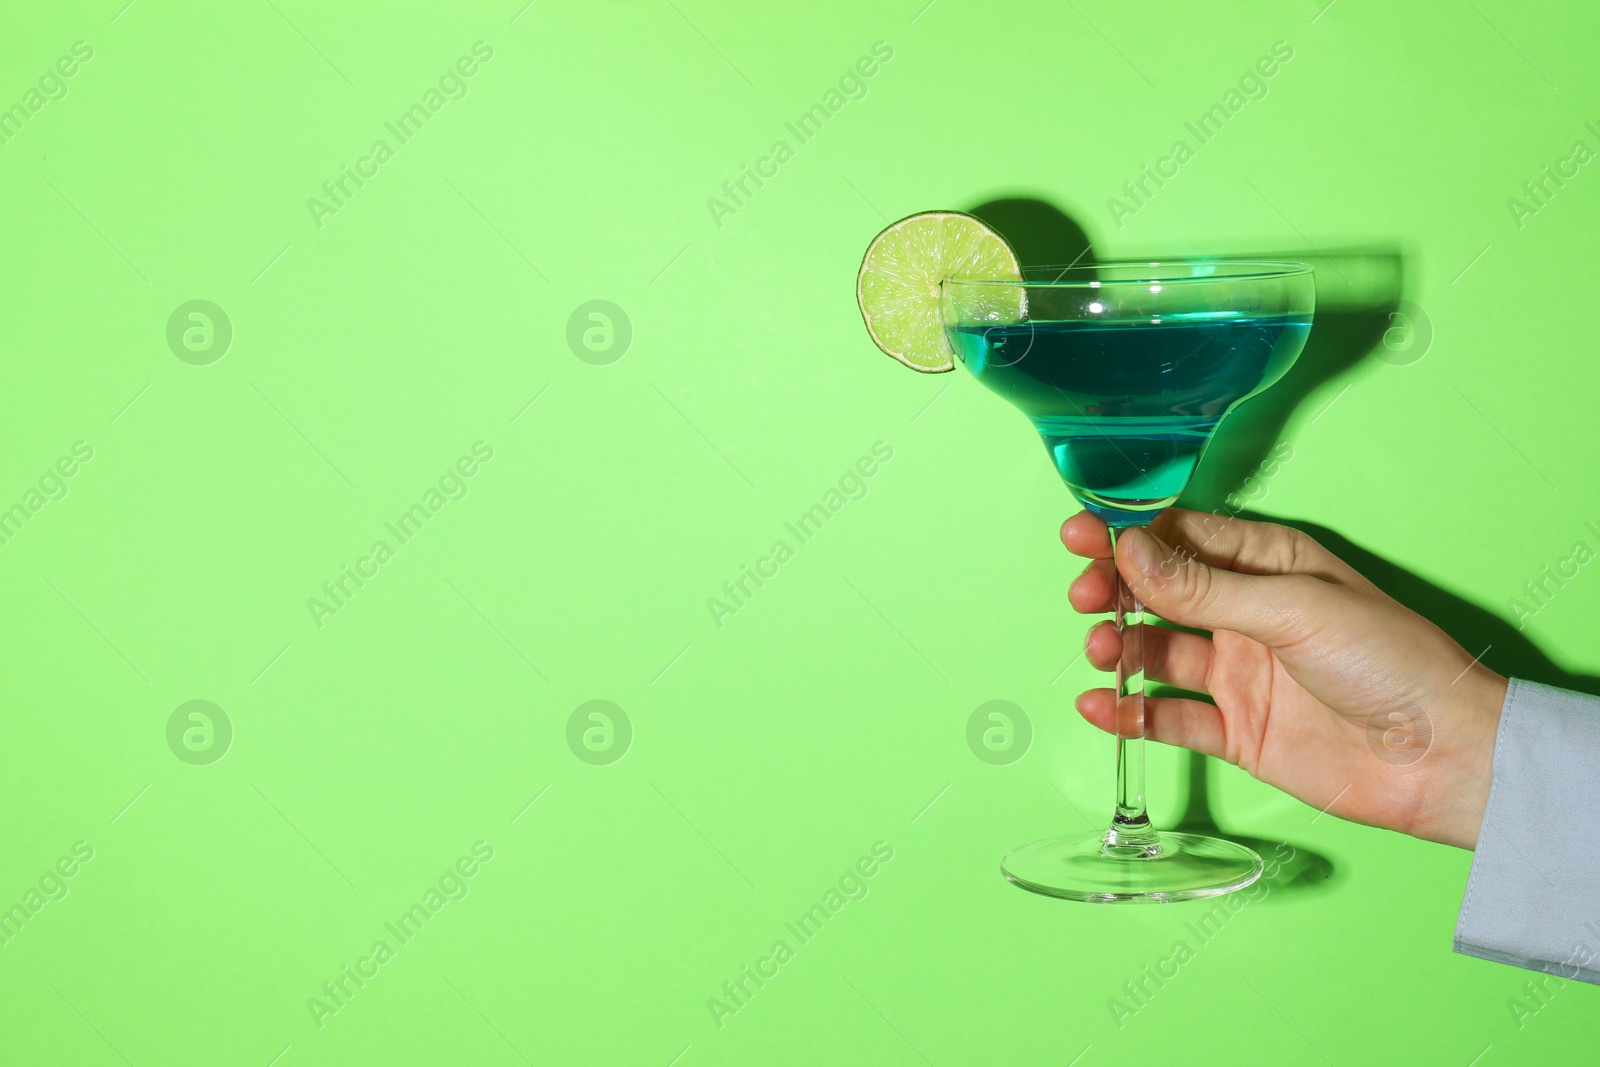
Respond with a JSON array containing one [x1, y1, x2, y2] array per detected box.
[[855, 211, 1023, 373]]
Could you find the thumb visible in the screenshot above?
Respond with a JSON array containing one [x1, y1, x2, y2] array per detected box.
[[1117, 525, 1314, 645]]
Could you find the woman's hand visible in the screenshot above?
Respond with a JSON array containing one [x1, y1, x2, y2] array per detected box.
[[1063, 508, 1508, 849]]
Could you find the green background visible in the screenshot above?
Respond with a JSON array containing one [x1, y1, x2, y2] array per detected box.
[[2, 0, 1597, 1063]]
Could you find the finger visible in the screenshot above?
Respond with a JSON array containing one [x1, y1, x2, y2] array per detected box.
[[1084, 621, 1118, 669], [1084, 622, 1214, 694], [1116, 525, 1330, 647], [1068, 559, 1117, 614], [1061, 511, 1112, 560], [1152, 508, 1357, 584], [1075, 689, 1228, 759]]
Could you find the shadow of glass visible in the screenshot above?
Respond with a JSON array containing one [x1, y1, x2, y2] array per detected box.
[[1184, 250, 1403, 505], [967, 196, 1093, 272], [1167, 748, 1340, 899]]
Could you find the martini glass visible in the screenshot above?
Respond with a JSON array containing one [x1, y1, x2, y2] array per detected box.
[[942, 260, 1315, 902]]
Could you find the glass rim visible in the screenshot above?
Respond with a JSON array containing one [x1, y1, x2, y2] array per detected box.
[[944, 259, 1314, 286]]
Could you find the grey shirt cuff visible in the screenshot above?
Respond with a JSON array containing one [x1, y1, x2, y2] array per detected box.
[[1455, 678, 1600, 984]]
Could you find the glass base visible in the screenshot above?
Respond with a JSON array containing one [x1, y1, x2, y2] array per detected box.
[[1002, 830, 1264, 903]]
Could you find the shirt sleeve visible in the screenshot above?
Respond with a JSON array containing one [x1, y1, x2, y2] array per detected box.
[[1455, 678, 1600, 984]]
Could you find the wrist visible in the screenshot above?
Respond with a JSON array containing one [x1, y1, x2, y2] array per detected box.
[[1416, 667, 1508, 849]]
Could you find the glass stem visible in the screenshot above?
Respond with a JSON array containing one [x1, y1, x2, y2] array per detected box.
[[1103, 525, 1160, 858]]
